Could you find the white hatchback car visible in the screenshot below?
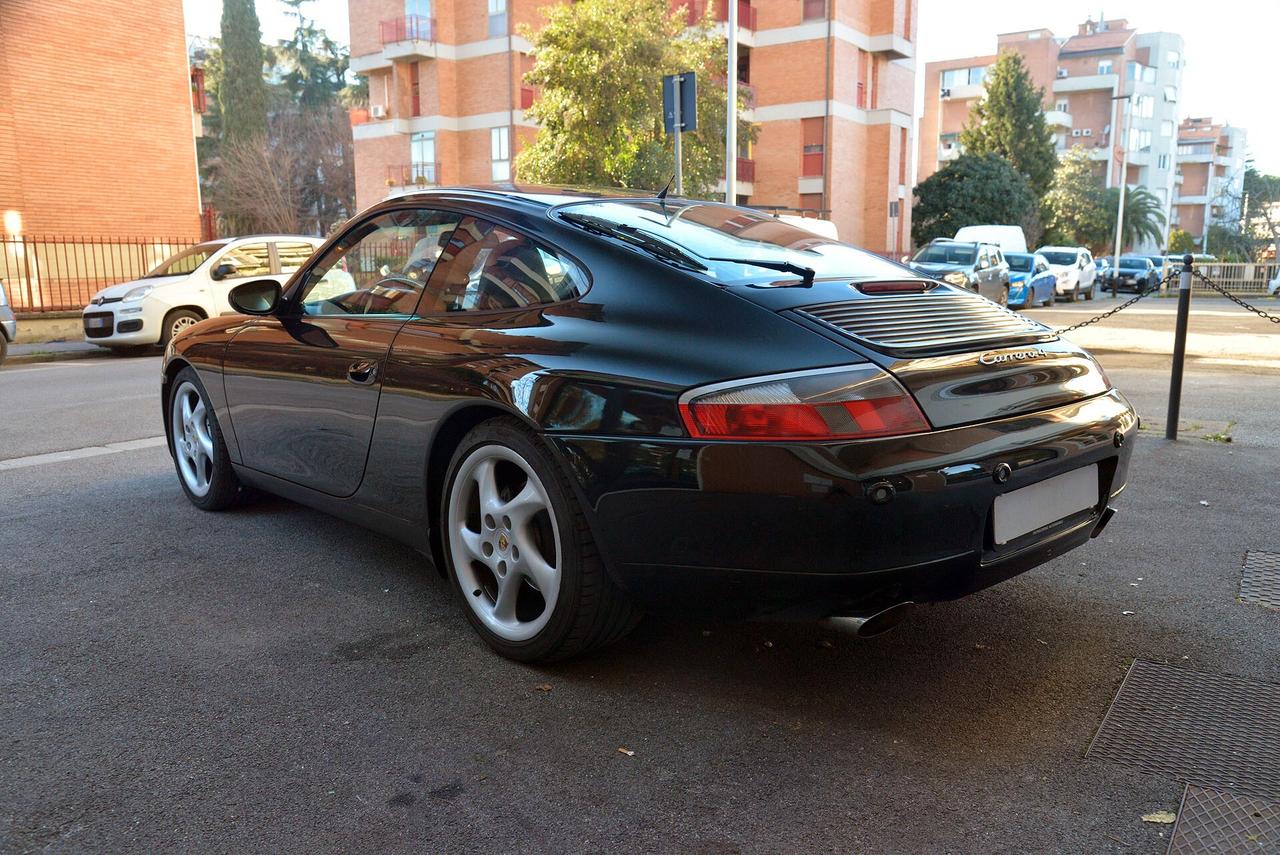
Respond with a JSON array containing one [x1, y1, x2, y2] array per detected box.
[[82, 235, 323, 349], [1035, 246, 1098, 302]]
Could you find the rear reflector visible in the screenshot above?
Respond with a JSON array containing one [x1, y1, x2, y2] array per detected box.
[[678, 365, 931, 441]]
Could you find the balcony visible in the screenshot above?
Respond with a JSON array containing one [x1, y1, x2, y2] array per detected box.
[[736, 157, 755, 183], [675, 0, 757, 31], [386, 162, 441, 189], [938, 144, 960, 162], [1043, 109, 1072, 129], [1052, 73, 1119, 94], [379, 15, 438, 61]]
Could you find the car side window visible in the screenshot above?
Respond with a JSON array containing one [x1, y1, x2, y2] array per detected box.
[[275, 241, 318, 275], [421, 217, 585, 313], [977, 248, 990, 269], [296, 209, 461, 316], [217, 243, 272, 279]]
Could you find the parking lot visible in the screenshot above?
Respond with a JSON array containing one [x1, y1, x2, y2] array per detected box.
[[2, 343, 1278, 853]]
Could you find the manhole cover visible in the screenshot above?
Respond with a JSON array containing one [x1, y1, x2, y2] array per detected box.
[[1088, 660, 1280, 801], [1240, 551, 1280, 610], [1169, 785, 1280, 855]]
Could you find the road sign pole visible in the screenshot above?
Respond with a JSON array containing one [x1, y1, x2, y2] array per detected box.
[[1165, 253, 1194, 440], [673, 75, 683, 196], [725, 0, 738, 202]]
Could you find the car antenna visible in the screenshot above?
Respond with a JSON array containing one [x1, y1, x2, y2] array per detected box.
[[656, 175, 675, 212]]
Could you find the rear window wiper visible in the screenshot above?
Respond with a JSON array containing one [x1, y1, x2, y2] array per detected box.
[[706, 257, 815, 287], [559, 212, 706, 272]]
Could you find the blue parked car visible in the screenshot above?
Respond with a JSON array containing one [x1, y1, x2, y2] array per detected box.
[[1005, 252, 1057, 308]]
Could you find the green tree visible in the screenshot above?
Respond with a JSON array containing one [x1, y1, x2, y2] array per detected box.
[[911, 153, 1036, 246], [1041, 145, 1108, 248], [1100, 186, 1166, 252], [958, 51, 1057, 197], [1167, 227, 1196, 255], [218, 0, 268, 144], [275, 0, 352, 108], [515, 0, 754, 196]]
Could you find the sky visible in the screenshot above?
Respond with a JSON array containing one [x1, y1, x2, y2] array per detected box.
[[184, 0, 1278, 174]]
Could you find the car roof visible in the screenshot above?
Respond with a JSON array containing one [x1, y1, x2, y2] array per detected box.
[[1036, 246, 1086, 253], [221, 234, 324, 242], [385, 184, 648, 208]]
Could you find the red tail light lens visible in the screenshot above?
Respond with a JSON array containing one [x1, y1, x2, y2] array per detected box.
[[678, 365, 931, 441]]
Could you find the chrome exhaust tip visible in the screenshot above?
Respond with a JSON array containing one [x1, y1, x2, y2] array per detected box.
[[822, 602, 913, 639]]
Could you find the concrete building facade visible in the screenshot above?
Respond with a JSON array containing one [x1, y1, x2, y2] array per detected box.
[[347, 0, 918, 253], [1172, 117, 1247, 249], [919, 17, 1184, 253], [0, 0, 202, 238]]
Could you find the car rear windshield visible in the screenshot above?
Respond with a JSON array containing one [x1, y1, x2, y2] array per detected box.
[[1039, 251, 1078, 266], [1118, 256, 1148, 269], [146, 241, 227, 278], [1005, 253, 1034, 273], [554, 200, 909, 283], [912, 244, 976, 265]]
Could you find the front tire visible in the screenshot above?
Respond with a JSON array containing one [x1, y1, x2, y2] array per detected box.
[[168, 366, 242, 510], [1085, 281, 1096, 300], [441, 417, 640, 662], [1067, 282, 1080, 302], [160, 309, 203, 348]]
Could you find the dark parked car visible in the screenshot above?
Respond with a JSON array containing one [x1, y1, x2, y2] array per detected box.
[[162, 187, 1137, 662], [906, 239, 1011, 305], [1103, 255, 1161, 294], [0, 279, 16, 364]]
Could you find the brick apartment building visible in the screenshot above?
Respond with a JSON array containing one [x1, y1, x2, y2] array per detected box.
[[348, 0, 918, 253], [919, 17, 1184, 253], [1171, 117, 1247, 250], [0, 0, 202, 239]]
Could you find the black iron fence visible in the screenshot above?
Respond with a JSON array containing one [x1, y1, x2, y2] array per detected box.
[[0, 235, 200, 314]]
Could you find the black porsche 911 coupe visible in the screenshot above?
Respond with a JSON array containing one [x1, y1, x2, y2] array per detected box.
[[162, 186, 1136, 662]]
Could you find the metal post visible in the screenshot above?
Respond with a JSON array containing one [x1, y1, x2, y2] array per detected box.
[[672, 74, 684, 197], [1165, 253, 1194, 440], [724, 0, 738, 203], [1111, 93, 1133, 285]]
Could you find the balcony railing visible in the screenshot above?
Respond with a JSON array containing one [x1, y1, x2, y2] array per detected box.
[[386, 162, 441, 187], [736, 157, 755, 183], [737, 81, 756, 109], [380, 14, 436, 44], [674, 0, 757, 31]]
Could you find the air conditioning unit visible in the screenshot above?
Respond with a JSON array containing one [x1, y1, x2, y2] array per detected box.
[[371, 104, 388, 119], [1083, 128, 1093, 137], [1057, 68, 1068, 78], [1071, 129, 1082, 137]]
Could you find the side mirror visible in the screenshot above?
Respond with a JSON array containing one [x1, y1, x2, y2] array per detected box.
[[228, 279, 282, 315], [900, 255, 910, 264], [210, 262, 237, 281]]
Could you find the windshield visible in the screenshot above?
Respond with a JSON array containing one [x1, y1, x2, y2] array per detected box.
[[1118, 256, 1148, 269], [1005, 253, 1034, 273], [912, 244, 976, 265], [1039, 251, 1079, 266], [555, 200, 909, 282], [146, 242, 227, 278]]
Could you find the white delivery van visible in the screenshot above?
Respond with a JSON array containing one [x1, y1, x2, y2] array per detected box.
[[953, 225, 1028, 254]]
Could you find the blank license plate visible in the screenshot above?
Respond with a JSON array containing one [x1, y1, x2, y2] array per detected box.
[[993, 464, 1098, 545], [84, 316, 110, 328]]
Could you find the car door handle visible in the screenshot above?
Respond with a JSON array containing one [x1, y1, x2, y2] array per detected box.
[[347, 359, 379, 386]]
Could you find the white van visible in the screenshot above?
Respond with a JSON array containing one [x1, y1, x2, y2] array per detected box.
[[81, 235, 324, 349], [953, 225, 1028, 254]]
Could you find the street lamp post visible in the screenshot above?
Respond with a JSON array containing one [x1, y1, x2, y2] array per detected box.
[[724, 0, 738, 203], [1111, 93, 1134, 278]]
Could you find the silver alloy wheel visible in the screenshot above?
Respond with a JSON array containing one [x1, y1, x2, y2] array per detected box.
[[170, 315, 198, 339], [448, 444, 562, 642], [170, 380, 215, 497]]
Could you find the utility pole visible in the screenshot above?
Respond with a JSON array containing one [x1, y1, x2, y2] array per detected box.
[[1111, 93, 1134, 279], [724, 0, 738, 203]]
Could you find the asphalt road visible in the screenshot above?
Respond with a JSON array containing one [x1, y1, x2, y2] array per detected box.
[[2, 350, 1278, 853]]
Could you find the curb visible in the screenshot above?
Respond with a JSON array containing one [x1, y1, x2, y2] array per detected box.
[[4, 347, 121, 367]]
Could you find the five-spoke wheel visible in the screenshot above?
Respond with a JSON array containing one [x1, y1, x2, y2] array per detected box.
[[167, 366, 241, 510]]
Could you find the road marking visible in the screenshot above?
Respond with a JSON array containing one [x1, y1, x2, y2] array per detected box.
[[0, 436, 167, 471]]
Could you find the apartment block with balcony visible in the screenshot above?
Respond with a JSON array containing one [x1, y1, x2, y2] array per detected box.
[[1171, 117, 1247, 248], [919, 17, 1184, 253], [348, 0, 917, 253]]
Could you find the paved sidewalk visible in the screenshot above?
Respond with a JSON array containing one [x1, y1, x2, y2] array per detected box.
[[3, 339, 123, 365]]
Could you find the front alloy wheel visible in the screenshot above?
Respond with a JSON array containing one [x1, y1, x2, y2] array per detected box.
[[442, 418, 640, 662], [168, 367, 242, 509]]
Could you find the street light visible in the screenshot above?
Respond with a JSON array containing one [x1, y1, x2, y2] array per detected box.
[[1111, 93, 1133, 280]]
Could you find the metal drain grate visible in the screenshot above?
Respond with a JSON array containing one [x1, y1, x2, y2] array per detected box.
[[1088, 660, 1280, 801], [1169, 785, 1280, 854], [1240, 551, 1280, 610]]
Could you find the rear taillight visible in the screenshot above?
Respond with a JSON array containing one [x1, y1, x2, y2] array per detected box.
[[678, 365, 931, 441]]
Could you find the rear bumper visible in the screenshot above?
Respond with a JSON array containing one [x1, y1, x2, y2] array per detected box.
[[0, 314, 15, 342], [549, 390, 1137, 619]]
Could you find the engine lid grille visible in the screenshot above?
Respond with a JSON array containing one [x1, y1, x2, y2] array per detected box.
[[795, 287, 1056, 356]]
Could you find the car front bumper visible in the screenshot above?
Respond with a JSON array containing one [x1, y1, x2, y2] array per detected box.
[[0, 314, 15, 342], [82, 303, 160, 346], [549, 390, 1137, 620]]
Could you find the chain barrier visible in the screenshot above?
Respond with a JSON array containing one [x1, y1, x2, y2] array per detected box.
[[1190, 269, 1280, 325], [1053, 269, 1178, 335]]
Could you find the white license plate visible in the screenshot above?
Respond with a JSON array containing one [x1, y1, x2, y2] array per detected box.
[[993, 464, 1098, 545], [84, 316, 110, 328]]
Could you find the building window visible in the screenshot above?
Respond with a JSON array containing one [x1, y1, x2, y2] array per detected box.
[[1163, 85, 1177, 103], [802, 0, 825, 20], [491, 126, 511, 181], [1055, 99, 1069, 113], [1098, 60, 1113, 75], [1167, 50, 1181, 68], [488, 0, 507, 37], [409, 61, 421, 116], [801, 117, 824, 177], [889, 201, 900, 218], [1134, 94, 1154, 118], [1160, 120, 1173, 137], [1157, 154, 1170, 170]]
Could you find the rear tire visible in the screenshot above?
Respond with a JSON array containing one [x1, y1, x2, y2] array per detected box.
[[0, 334, 7, 365], [168, 366, 242, 510], [441, 417, 641, 662]]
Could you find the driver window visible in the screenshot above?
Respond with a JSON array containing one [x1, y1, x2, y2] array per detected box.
[[297, 209, 461, 316]]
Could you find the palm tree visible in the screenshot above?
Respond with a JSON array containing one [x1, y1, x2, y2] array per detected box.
[[1101, 186, 1166, 252]]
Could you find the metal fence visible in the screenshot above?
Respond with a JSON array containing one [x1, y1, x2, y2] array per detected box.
[[1179, 261, 1278, 295], [0, 236, 200, 314]]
